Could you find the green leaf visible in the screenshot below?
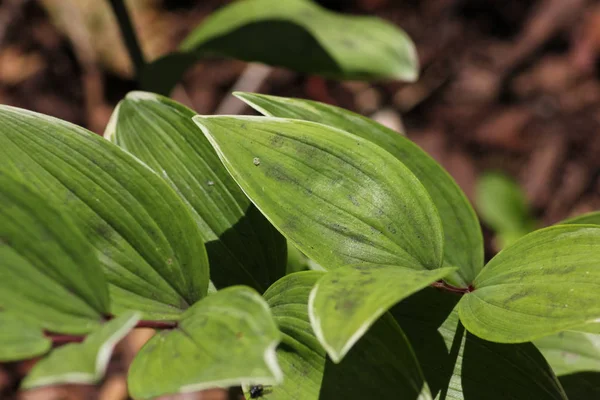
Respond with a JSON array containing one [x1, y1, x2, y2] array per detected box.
[[0, 105, 209, 321], [262, 271, 431, 399], [141, 0, 417, 95], [393, 288, 568, 400], [308, 264, 456, 362], [194, 115, 444, 274], [0, 173, 108, 334], [459, 225, 600, 343], [286, 241, 309, 274], [0, 312, 51, 362], [235, 92, 482, 287], [128, 286, 281, 399], [22, 311, 140, 389], [106, 92, 286, 293], [535, 331, 600, 375], [476, 172, 534, 248], [560, 211, 600, 226], [558, 372, 600, 400]]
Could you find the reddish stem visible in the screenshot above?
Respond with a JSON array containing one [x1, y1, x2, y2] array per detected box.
[[45, 332, 85, 345], [431, 280, 474, 294], [134, 320, 178, 329]]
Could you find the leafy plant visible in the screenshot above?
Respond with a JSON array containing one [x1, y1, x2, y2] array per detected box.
[[107, 0, 418, 94], [2, 90, 599, 399]]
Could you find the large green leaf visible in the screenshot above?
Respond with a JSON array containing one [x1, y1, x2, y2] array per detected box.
[[459, 225, 600, 343], [106, 92, 286, 292], [262, 271, 431, 399], [308, 264, 456, 362], [476, 171, 535, 248], [393, 288, 567, 400], [128, 286, 281, 399], [0, 312, 51, 362], [194, 116, 444, 274], [535, 331, 600, 376], [0, 105, 208, 321], [235, 92, 482, 287], [0, 174, 108, 334], [22, 311, 140, 389], [560, 211, 600, 226], [141, 0, 417, 95]]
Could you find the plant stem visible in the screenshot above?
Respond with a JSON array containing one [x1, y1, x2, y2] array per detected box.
[[107, 0, 145, 81], [431, 280, 474, 294]]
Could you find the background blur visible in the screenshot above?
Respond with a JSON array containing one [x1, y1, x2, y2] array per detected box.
[[1, 0, 599, 398]]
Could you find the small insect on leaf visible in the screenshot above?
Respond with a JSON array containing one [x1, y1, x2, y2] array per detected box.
[[249, 384, 264, 398]]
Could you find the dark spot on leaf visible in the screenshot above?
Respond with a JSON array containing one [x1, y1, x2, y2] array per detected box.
[[270, 135, 285, 148]]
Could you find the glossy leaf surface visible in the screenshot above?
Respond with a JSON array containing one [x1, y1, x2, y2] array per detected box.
[[128, 286, 281, 399], [106, 92, 286, 292], [309, 264, 456, 362], [141, 0, 417, 94], [194, 115, 444, 273], [0, 105, 208, 321], [236, 92, 482, 287], [262, 271, 431, 400], [0, 174, 108, 334], [459, 225, 600, 343], [22, 312, 140, 389]]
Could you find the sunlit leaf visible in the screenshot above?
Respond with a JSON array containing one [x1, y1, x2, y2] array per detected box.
[[459, 225, 600, 343], [261, 271, 431, 399], [194, 115, 444, 274], [0, 173, 108, 334], [22, 311, 140, 389], [560, 211, 600, 226], [236, 92, 482, 287], [128, 286, 281, 399], [0, 105, 208, 321], [0, 312, 51, 362], [141, 0, 417, 94], [106, 92, 286, 292], [309, 264, 456, 362]]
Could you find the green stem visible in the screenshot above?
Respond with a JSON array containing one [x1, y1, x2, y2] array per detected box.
[[107, 0, 145, 81]]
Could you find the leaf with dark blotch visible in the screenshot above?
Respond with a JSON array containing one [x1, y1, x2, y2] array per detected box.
[[235, 92, 482, 287], [194, 115, 444, 275], [141, 0, 417, 95], [106, 92, 286, 293], [0, 105, 209, 321], [261, 271, 432, 400], [459, 225, 600, 343], [0, 174, 109, 334], [128, 286, 281, 399], [309, 263, 456, 362]]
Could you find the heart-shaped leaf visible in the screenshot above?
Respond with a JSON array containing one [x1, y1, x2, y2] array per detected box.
[[459, 225, 600, 343], [22, 311, 140, 389], [0, 312, 51, 362], [0, 105, 208, 321], [309, 264, 456, 362], [106, 92, 286, 292], [393, 288, 568, 400], [235, 92, 482, 287], [194, 116, 444, 273], [535, 331, 600, 376], [0, 173, 108, 334], [141, 0, 417, 95], [262, 271, 431, 399], [128, 286, 281, 399]]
